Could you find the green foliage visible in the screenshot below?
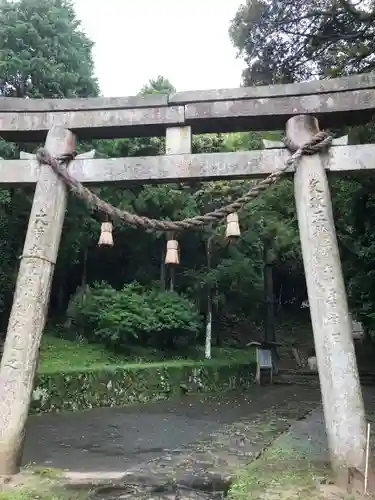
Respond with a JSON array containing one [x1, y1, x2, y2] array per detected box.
[[331, 175, 375, 331], [0, 0, 99, 97], [38, 335, 128, 372], [146, 289, 202, 335], [39, 334, 254, 373], [70, 282, 202, 350], [230, 0, 375, 85], [4, 0, 375, 357], [32, 359, 255, 413], [228, 0, 375, 332], [0, 0, 306, 346], [140, 75, 175, 95], [0, 0, 99, 323]]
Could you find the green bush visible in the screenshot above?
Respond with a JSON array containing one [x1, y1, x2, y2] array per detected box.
[[71, 281, 202, 350]]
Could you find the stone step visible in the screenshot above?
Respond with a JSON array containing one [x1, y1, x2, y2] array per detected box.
[[274, 369, 375, 387]]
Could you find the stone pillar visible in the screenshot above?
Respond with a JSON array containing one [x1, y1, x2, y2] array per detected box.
[[287, 115, 366, 475], [0, 126, 75, 475]]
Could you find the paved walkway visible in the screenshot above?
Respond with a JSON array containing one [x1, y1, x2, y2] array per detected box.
[[277, 386, 375, 462], [24, 385, 315, 473]]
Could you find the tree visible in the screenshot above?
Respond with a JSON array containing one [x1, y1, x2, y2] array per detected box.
[[0, 0, 101, 317], [229, 0, 375, 334], [0, 0, 99, 475], [229, 0, 375, 85], [140, 75, 176, 95], [0, 0, 99, 98]]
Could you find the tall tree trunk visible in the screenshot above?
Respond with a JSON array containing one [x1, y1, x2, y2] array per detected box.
[[160, 248, 166, 291], [169, 266, 175, 292], [215, 290, 222, 347], [264, 238, 278, 374], [81, 247, 88, 288], [205, 308, 212, 359], [263, 238, 276, 343], [166, 231, 176, 292]]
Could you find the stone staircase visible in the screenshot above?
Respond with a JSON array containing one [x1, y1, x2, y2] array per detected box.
[[275, 369, 375, 387]]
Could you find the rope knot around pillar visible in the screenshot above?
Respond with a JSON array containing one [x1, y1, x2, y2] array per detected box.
[[36, 148, 77, 168], [34, 129, 333, 233], [283, 131, 333, 155]]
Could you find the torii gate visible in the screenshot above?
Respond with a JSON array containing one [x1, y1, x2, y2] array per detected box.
[[0, 73, 374, 479]]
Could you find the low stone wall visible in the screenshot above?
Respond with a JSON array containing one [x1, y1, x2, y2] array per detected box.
[[31, 360, 256, 414]]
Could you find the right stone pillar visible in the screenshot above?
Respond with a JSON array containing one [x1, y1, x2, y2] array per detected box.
[[287, 114, 367, 475]]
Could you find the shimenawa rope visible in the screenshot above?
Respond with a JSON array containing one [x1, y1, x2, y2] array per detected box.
[[35, 131, 332, 232]]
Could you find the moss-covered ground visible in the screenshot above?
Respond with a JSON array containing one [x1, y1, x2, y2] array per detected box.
[[38, 333, 254, 374]]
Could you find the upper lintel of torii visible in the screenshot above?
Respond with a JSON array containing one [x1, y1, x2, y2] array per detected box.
[[0, 73, 375, 142]]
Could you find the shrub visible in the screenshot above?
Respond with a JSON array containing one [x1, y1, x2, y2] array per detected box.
[[71, 281, 202, 350]]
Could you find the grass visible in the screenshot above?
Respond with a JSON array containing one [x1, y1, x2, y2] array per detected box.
[[0, 487, 89, 500], [28, 466, 63, 479], [0, 473, 89, 500], [228, 435, 361, 500], [0, 491, 56, 500], [0, 467, 91, 500], [0, 488, 79, 500], [38, 311, 311, 374], [229, 444, 325, 499], [38, 333, 254, 374], [38, 335, 128, 372]]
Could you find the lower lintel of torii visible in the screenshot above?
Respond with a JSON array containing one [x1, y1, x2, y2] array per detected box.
[[0, 142, 373, 186]]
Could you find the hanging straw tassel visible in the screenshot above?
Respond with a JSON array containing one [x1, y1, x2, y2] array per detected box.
[[165, 239, 179, 265], [225, 212, 241, 238], [98, 222, 114, 247]]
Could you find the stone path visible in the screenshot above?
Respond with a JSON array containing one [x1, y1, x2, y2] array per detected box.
[[276, 386, 375, 463], [23, 386, 300, 472], [246, 387, 375, 500], [23, 385, 323, 499]]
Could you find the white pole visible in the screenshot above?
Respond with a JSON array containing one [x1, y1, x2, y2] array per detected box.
[[364, 422, 371, 494]]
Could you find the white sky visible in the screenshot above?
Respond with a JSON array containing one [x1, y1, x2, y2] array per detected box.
[[73, 0, 245, 97]]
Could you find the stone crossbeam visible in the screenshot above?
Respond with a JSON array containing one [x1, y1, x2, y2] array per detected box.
[[1, 144, 373, 186], [1, 74, 375, 141]]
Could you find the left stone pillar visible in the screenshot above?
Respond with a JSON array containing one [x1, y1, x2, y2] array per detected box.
[[0, 126, 75, 475]]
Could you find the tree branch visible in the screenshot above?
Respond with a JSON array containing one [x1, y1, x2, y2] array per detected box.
[[338, 0, 375, 21]]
